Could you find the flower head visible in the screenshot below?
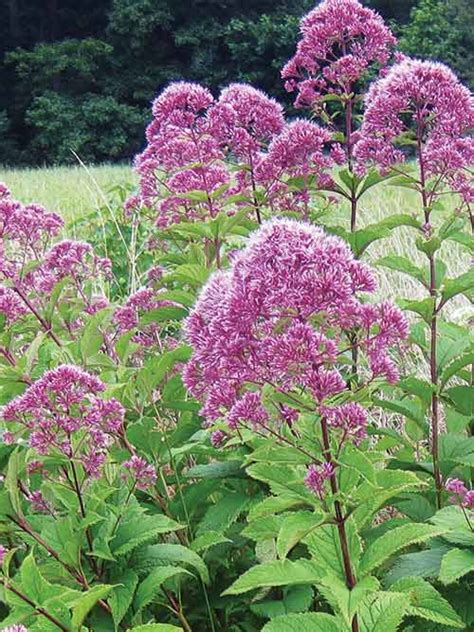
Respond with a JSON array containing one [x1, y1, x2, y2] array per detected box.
[[184, 219, 406, 432], [355, 59, 474, 200], [305, 462, 334, 496], [2, 365, 124, 477], [123, 455, 157, 490], [283, 0, 396, 108]]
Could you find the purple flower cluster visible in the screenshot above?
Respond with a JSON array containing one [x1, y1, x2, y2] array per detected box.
[[255, 120, 335, 214], [445, 478, 474, 509], [0, 286, 26, 326], [184, 219, 407, 435], [282, 0, 396, 109], [0, 186, 63, 286], [122, 455, 157, 490], [1, 626, 27, 632], [114, 287, 174, 348], [355, 59, 474, 201], [305, 462, 334, 496], [132, 82, 296, 225], [2, 365, 125, 478]]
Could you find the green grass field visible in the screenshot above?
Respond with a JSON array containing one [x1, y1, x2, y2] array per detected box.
[[0, 163, 469, 321], [0, 164, 136, 223]]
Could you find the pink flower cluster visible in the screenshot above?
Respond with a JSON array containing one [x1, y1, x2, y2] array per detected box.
[[123, 455, 157, 490], [133, 82, 286, 225], [355, 59, 474, 200], [255, 119, 335, 215], [1, 626, 27, 632], [0, 185, 63, 285], [114, 287, 173, 348], [0, 188, 110, 330], [282, 0, 396, 108], [0, 286, 26, 326], [184, 219, 407, 436], [2, 365, 125, 478], [445, 478, 474, 509], [305, 462, 334, 496]]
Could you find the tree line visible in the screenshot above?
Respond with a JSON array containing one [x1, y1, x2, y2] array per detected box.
[[0, 0, 472, 166]]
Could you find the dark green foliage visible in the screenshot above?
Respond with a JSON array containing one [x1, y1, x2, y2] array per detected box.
[[1, 0, 470, 165]]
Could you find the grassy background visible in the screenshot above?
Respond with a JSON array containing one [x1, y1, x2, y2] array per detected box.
[[0, 163, 469, 321], [0, 164, 136, 223]]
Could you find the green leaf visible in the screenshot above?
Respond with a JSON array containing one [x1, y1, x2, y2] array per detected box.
[[359, 524, 445, 574], [390, 577, 464, 627], [222, 559, 323, 595], [444, 385, 474, 416], [134, 543, 209, 584], [261, 613, 342, 632], [185, 460, 245, 479], [398, 297, 436, 324], [130, 626, 182, 631], [385, 545, 449, 585], [441, 268, 474, 304], [248, 496, 304, 521], [111, 514, 184, 556], [339, 445, 376, 486], [197, 491, 251, 535], [80, 307, 112, 360], [190, 531, 231, 552], [430, 505, 474, 546], [440, 351, 474, 387], [276, 511, 325, 559], [165, 264, 210, 287], [305, 521, 361, 581], [439, 548, 474, 584], [250, 585, 314, 619], [247, 463, 316, 504], [70, 584, 114, 631], [139, 306, 188, 325], [377, 255, 426, 287], [357, 592, 409, 632], [134, 566, 190, 612], [109, 569, 138, 628]]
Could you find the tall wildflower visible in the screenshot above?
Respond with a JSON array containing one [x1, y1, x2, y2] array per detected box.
[[2, 365, 125, 478], [184, 219, 407, 434], [282, 0, 397, 231], [355, 59, 474, 203], [184, 219, 407, 632], [355, 59, 474, 508], [282, 0, 396, 109]]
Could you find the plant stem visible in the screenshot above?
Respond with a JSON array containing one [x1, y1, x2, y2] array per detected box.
[[69, 462, 100, 576], [417, 125, 443, 509], [0, 576, 70, 631], [165, 588, 193, 632], [13, 285, 62, 346], [320, 417, 359, 632]]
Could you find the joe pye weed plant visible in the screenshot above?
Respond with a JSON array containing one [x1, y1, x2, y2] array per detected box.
[[0, 0, 473, 630]]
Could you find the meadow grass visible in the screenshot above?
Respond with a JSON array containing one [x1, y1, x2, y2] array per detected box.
[[0, 163, 136, 223], [0, 163, 468, 315]]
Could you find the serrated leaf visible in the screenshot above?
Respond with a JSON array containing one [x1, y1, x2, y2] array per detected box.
[[134, 566, 190, 612], [70, 584, 114, 631], [197, 491, 251, 535], [222, 559, 323, 595], [109, 569, 138, 628], [261, 612, 342, 632], [357, 591, 409, 632], [377, 255, 426, 286], [111, 514, 184, 556], [134, 543, 209, 583], [360, 524, 445, 574], [439, 548, 474, 584], [441, 268, 474, 304], [390, 577, 464, 627], [190, 531, 231, 552], [304, 521, 361, 581], [277, 511, 325, 558]]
